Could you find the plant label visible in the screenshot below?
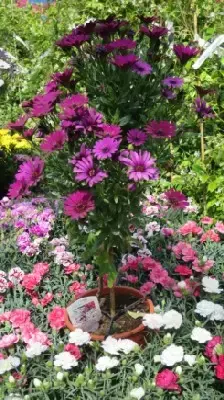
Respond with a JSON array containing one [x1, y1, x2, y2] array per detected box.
[[66, 296, 102, 332]]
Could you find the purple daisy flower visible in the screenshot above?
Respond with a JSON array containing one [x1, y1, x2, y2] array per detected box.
[[119, 150, 158, 181], [105, 38, 137, 52], [194, 97, 215, 119], [40, 130, 68, 153], [162, 76, 183, 88], [99, 124, 122, 139], [139, 15, 159, 24], [60, 94, 89, 109], [15, 157, 45, 187], [31, 91, 61, 118], [52, 68, 74, 86], [127, 129, 147, 146], [131, 60, 152, 76], [44, 80, 59, 93], [70, 145, 92, 165], [56, 34, 90, 49], [93, 137, 120, 160], [111, 54, 139, 68], [164, 189, 189, 209], [162, 89, 177, 100], [8, 180, 30, 199], [140, 25, 168, 38], [145, 120, 176, 139], [173, 45, 199, 64], [64, 191, 95, 220], [8, 114, 29, 132], [74, 156, 108, 187]]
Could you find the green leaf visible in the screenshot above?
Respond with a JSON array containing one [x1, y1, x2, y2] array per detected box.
[[128, 311, 145, 319]]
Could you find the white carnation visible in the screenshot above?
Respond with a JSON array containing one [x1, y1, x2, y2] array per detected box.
[[25, 341, 48, 358], [69, 329, 91, 346], [54, 351, 78, 370], [134, 363, 144, 376], [202, 276, 222, 294], [118, 339, 139, 354], [95, 356, 119, 371], [160, 344, 184, 366], [195, 300, 224, 321], [163, 310, 182, 330], [143, 313, 164, 330], [101, 336, 120, 355], [130, 387, 145, 399], [184, 354, 196, 366], [191, 327, 212, 343]]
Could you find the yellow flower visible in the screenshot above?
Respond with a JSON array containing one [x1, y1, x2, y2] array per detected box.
[[0, 129, 31, 151]]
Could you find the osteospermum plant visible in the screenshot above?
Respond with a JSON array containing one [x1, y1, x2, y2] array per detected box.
[[7, 15, 202, 320]]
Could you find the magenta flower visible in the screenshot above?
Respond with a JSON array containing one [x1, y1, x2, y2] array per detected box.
[[52, 68, 74, 86], [140, 25, 168, 38], [139, 16, 158, 24], [162, 89, 177, 100], [127, 129, 147, 146], [60, 94, 89, 109], [15, 157, 45, 187], [173, 45, 199, 64], [64, 191, 95, 220], [56, 34, 90, 49], [8, 180, 30, 199], [44, 80, 59, 93], [8, 114, 29, 132], [105, 38, 137, 52], [74, 156, 108, 187], [156, 369, 181, 392], [120, 150, 158, 181], [95, 18, 125, 38], [98, 124, 122, 139], [93, 137, 120, 160], [70, 144, 92, 165], [40, 130, 68, 153], [111, 54, 139, 68], [164, 189, 189, 209], [162, 76, 183, 88], [194, 97, 215, 119], [145, 120, 176, 138], [23, 129, 35, 138], [131, 60, 152, 76], [31, 91, 61, 118]]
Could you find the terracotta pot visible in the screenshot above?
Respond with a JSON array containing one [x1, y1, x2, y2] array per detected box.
[[64, 286, 154, 344]]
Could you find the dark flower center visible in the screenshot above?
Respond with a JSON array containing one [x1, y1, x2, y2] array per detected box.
[[135, 165, 145, 172], [76, 203, 87, 212], [156, 129, 163, 135], [88, 168, 96, 177], [102, 146, 109, 153]]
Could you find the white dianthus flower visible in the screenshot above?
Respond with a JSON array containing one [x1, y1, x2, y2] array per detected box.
[[69, 329, 91, 346], [160, 344, 184, 366], [95, 356, 119, 371]]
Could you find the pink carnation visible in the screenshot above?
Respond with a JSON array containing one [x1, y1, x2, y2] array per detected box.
[[201, 217, 214, 225], [64, 263, 81, 274], [215, 222, 224, 234], [33, 262, 49, 276], [174, 265, 192, 276], [204, 336, 223, 363], [22, 273, 42, 291], [139, 281, 155, 295], [215, 365, 224, 380], [64, 344, 82, 359], [0, 277, 8, 293], [125, 274, 139, 284], [150, 267, 169, 285], [48, 306, 66, 330], [69, 281, 86, 297], [173, 242, 197, 262], [0, 333, 19, 349], [40, 293, 54, 307], [178, 221, 202, 236], [141, 257, 162, 271], [161, 227, 174, 236], [0, 311, 11, 324], [192, 258, 214, 273], [10, 309, 31, 328], [155, 369, 181, 392], [200, 229, 220, 243]]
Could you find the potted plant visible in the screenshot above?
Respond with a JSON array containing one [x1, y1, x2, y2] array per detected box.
[[7, 15, 199, 341]]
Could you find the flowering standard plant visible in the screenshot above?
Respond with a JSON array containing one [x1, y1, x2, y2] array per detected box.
[[7, 15, 201, 331]]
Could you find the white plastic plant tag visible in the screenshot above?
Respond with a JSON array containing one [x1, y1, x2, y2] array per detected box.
[[66, 296, 102, 333]]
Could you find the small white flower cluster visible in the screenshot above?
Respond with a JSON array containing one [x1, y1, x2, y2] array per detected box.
[[0, 356, 20, 375], [143, 309, 182, 330], [54, 351, 78, 370], [25, 341, 49, 358], [195, 300, 224, 321]]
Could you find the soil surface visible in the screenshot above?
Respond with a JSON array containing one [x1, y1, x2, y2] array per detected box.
[[94, 293, 148, 335]]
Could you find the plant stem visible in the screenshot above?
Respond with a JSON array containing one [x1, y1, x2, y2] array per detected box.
[[110, 286, 116, 318], [200, 121, 204, 162], [97, 276, 104, 298]]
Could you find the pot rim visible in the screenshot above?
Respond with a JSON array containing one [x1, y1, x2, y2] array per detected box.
[[64, 285, 154, 341]]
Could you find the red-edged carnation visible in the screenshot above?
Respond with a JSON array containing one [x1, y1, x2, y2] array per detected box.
[[155, 369, 181, 392], [64, 344, 82, 359]]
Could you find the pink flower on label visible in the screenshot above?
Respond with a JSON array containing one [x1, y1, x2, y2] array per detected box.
[[22, 273, 42, 291], [215, 222, 224, 234], [178, 221, 202, 236], [0, 334, 19, 349], [64, 344, 82, 360], [33, 263, 50, 276], [155, 369, 181, 392], [174, 265, 192, 276], [64, 263, 81, 274], [201, 217, 214, 225], [200, 230, 220, 243], [10, 309, 31, 328], [48, 306, 66, 330], [40, 293, 54, 307]]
